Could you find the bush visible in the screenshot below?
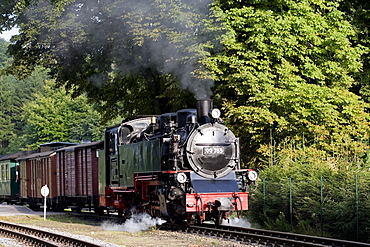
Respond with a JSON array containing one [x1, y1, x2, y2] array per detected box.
[[248, 145, 370, 243]]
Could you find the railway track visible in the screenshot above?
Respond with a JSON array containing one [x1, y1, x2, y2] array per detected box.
[[66, 213, 370, 246], [0, 221, 101, 247], [162, 222, 370, 247]]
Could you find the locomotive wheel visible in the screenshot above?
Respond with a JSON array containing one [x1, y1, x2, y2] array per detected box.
[[214, 215, 223, 226], [191, 214, 202, 225], [187, 214, 202, 225]]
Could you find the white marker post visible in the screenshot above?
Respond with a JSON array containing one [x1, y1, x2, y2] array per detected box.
[[41, 185, 49, 221]]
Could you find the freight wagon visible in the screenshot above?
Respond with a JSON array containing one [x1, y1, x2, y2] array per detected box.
[[54, 140, 103, 212], [17, 142, 86, 210]]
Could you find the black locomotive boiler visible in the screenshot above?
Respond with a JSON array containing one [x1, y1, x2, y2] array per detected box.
[[99, 99, 257, 224]]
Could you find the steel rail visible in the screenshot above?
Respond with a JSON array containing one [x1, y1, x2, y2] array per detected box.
[[161, 222, 370, 247], [0, 221, 101, 247], [206, 223, 370, 247], [0, 227, 59, 247]]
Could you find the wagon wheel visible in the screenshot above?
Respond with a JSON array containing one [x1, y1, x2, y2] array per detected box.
[[94, 206, 104, 215]]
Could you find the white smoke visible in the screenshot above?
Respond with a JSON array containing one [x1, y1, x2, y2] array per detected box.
[[224, 217, 252, 228], [101, 213, 166, 233]]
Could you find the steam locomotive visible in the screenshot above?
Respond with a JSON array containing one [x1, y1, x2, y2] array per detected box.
[[99, 99, 257, 224]]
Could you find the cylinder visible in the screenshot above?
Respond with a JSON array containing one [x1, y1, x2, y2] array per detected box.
[[196, 99, 213, 124]]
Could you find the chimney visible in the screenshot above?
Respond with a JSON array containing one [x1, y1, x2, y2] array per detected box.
[[196, 99, 213, 124]]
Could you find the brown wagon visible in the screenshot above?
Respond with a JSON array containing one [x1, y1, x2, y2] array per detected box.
[[18, 141, 103, 211], [55, 141, 103, 212], [18, 150, 58, 209]]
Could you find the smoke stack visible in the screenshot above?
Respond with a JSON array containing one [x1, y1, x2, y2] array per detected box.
[[196, 99, 213, 124]]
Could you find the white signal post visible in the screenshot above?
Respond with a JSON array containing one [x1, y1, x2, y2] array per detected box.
[[41, 185, 49, 221]]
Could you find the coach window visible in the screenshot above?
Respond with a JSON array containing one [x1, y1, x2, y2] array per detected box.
[[1, 164, 6, 180], [109, 132, 118, 155], [15, 166, 19, 182], [119, 126, 132, 145]]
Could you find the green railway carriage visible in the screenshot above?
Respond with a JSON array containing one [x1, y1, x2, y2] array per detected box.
[[0, 151, 31, 204]]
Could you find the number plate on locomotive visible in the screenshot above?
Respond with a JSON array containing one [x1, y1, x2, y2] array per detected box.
[[203, 147, 224, 155]]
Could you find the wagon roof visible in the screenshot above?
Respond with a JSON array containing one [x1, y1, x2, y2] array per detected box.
[[55, 140, 104, 152], [0, 151, 36, 161], [39, 141, 79, 146], [16, 151, 55, 160]]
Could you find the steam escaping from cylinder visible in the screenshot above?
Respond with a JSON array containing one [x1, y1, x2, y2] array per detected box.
[[224, 217, 252, 228], [101, 213, 166, 233]]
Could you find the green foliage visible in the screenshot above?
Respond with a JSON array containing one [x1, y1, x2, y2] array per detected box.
[[21, 80, 105, 150], [0, 38, 113, 154], [0, 0, 17, 31], [339, 1, 370, 103], [209, 0, 370, 166], [0, 39, 11, 65], [248, 145, 370, 242], [0, 38, 46, 153]]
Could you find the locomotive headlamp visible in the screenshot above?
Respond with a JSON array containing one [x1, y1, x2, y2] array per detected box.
[[176, 172, 187, 183], [247, 170, 258, 182], [210, 108, 221, 119]]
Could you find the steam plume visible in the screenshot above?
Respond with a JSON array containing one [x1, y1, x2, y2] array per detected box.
[[101, 213, 166, 233], [23, 0, 224, 100]]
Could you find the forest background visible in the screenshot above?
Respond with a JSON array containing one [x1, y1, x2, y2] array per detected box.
[[1, 0, 370, 242]]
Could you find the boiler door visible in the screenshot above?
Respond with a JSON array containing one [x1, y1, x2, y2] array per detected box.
[[185, 123, 239, 179]]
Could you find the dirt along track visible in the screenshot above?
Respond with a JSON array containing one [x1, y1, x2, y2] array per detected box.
[[0, 203, 63, 216], [0, 204, 254, 246]]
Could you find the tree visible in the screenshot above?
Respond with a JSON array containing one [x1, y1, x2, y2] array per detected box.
[[208, 0, 370, 166], [0, 0, 17, 32], [2, 0, 223, 121], [0, 39, 13, 150], [339, 1, 370, 102], [0, 38, 46, 154], [0, 37, 11, 64], [0, 37, 110, 153], [21, 79, 105, 149]]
